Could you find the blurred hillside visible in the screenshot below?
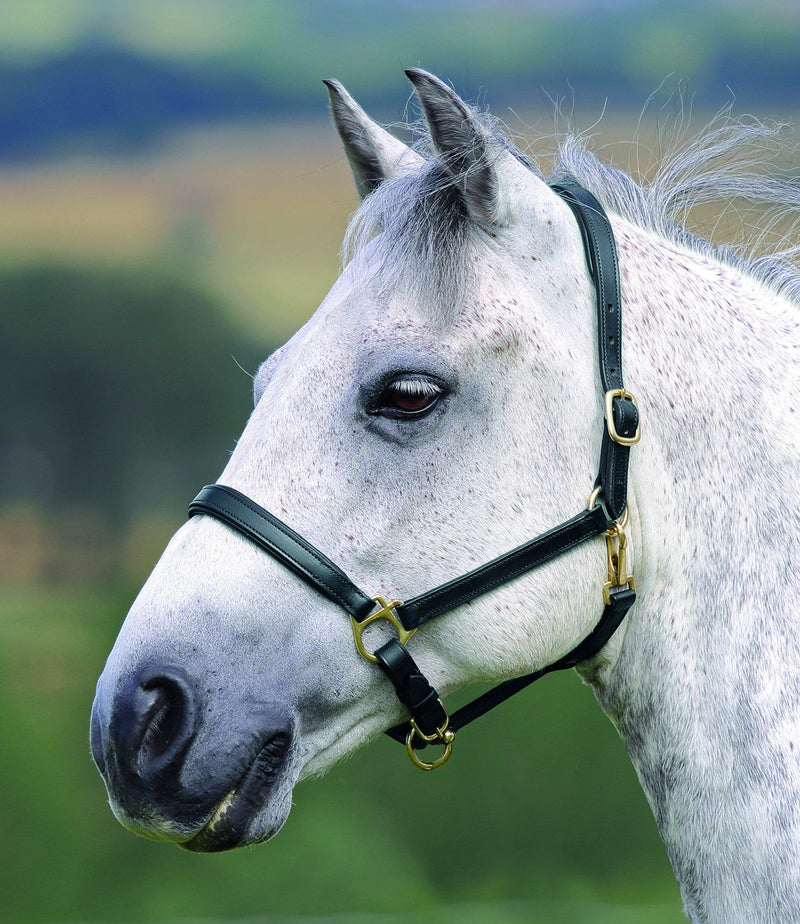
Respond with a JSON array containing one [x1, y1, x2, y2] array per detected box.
[[0, 0, 798, 162]]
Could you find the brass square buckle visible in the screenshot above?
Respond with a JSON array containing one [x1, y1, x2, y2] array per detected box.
[[351, 596, 415, 664], [605, 389, 641, 446]]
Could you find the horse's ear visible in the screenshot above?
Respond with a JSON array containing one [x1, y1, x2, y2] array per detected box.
[[324, 78, 422, 200], [405, 68, 500, 225]]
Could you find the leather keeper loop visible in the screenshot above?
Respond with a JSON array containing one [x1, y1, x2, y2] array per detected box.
[[375, 639, 448, 742], [607, 392, 640, 445]]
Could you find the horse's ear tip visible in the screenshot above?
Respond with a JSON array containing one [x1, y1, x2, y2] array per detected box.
[[405, 69, 457, 105], [405, 67, 433, 86], [324, 79, 352, 112]]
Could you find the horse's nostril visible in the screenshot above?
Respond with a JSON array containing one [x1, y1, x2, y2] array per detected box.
[[134, 676, 187, 770], [110, 666, 199, 783]]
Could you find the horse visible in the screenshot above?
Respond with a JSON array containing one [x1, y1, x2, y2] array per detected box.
[[91, 69, 800, 922]]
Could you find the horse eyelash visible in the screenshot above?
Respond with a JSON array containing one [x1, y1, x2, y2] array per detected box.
[[389, 377, 442, 397]]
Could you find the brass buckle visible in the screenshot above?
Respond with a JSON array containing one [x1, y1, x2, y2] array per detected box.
[[604, 389, 641, 446], [603, 512, 636, 605], [351, 596, 415, 664], [405, 715, 456, 771]]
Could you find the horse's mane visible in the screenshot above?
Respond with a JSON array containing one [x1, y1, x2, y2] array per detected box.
[[344, 102, 800, 308], [549, 110, 800, 306]]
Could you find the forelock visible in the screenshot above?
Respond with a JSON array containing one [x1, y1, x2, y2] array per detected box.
[[342, 160, 476, 317]]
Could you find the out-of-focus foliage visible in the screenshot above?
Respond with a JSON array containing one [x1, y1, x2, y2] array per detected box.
[[0, 265, 269, 586], [0, 265, 266, 517]]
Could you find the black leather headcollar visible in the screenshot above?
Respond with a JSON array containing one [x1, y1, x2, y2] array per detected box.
[[188, 180, 640, 769]]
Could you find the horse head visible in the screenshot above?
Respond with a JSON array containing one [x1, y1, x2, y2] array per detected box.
[[90, 70, 624, 852]]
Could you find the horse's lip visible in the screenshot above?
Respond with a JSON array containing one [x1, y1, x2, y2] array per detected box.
[[180, 731, 291, 852]]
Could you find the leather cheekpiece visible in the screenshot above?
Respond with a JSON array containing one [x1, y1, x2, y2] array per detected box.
[[551, 181, 638, 522]]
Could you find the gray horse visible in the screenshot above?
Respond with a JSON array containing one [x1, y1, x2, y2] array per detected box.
[[92, 70, 800, 922]]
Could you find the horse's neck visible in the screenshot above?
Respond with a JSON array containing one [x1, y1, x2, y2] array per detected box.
[[594, 222, 800, 921]]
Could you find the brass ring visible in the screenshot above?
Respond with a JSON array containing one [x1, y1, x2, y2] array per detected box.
[[604, 505, 629, 535], [405, 725, 455, 771]]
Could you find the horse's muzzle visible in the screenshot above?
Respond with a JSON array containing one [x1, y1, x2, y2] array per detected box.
[[90, 662, 294, 850]]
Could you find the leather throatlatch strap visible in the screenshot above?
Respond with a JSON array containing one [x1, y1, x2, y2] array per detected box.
[[384, 586, 636, 744], [187, 178, 640, 756]]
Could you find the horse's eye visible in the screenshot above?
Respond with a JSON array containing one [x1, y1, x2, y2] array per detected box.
[[373, 376, 444, 419]]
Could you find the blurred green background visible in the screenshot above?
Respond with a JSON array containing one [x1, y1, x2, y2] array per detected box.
[[2, 1, 798, 922]]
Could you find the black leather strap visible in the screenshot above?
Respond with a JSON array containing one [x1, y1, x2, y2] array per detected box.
[[186, 178, 639, 760], [385, 586, 636, 745], [551, 182, 639, 521], [190, 486, 611, 632], [551, 182, 624, 394], [189, 484, 376, 622], [188, 485, 628, 746], [374, 639, 449, 740], [395, 505, 608, 630]]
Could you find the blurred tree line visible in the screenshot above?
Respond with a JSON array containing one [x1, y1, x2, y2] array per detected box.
[[0, 265, 271, 584], [0, 0, 798, 163]]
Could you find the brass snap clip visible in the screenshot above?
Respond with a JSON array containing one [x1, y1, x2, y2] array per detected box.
[[405, 714, 456, 771], [351, 595, 415, 664], [603, 509, 636, 604]]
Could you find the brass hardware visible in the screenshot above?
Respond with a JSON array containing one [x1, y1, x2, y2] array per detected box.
[[588, 492, 635, 603], [353, 597, 454, 770], [603, 514, 636, 604], [587, 486, 630, 526], [405, 715, 456, 771], [604, 389, 641, 445], [351, 596, 415, 664]]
